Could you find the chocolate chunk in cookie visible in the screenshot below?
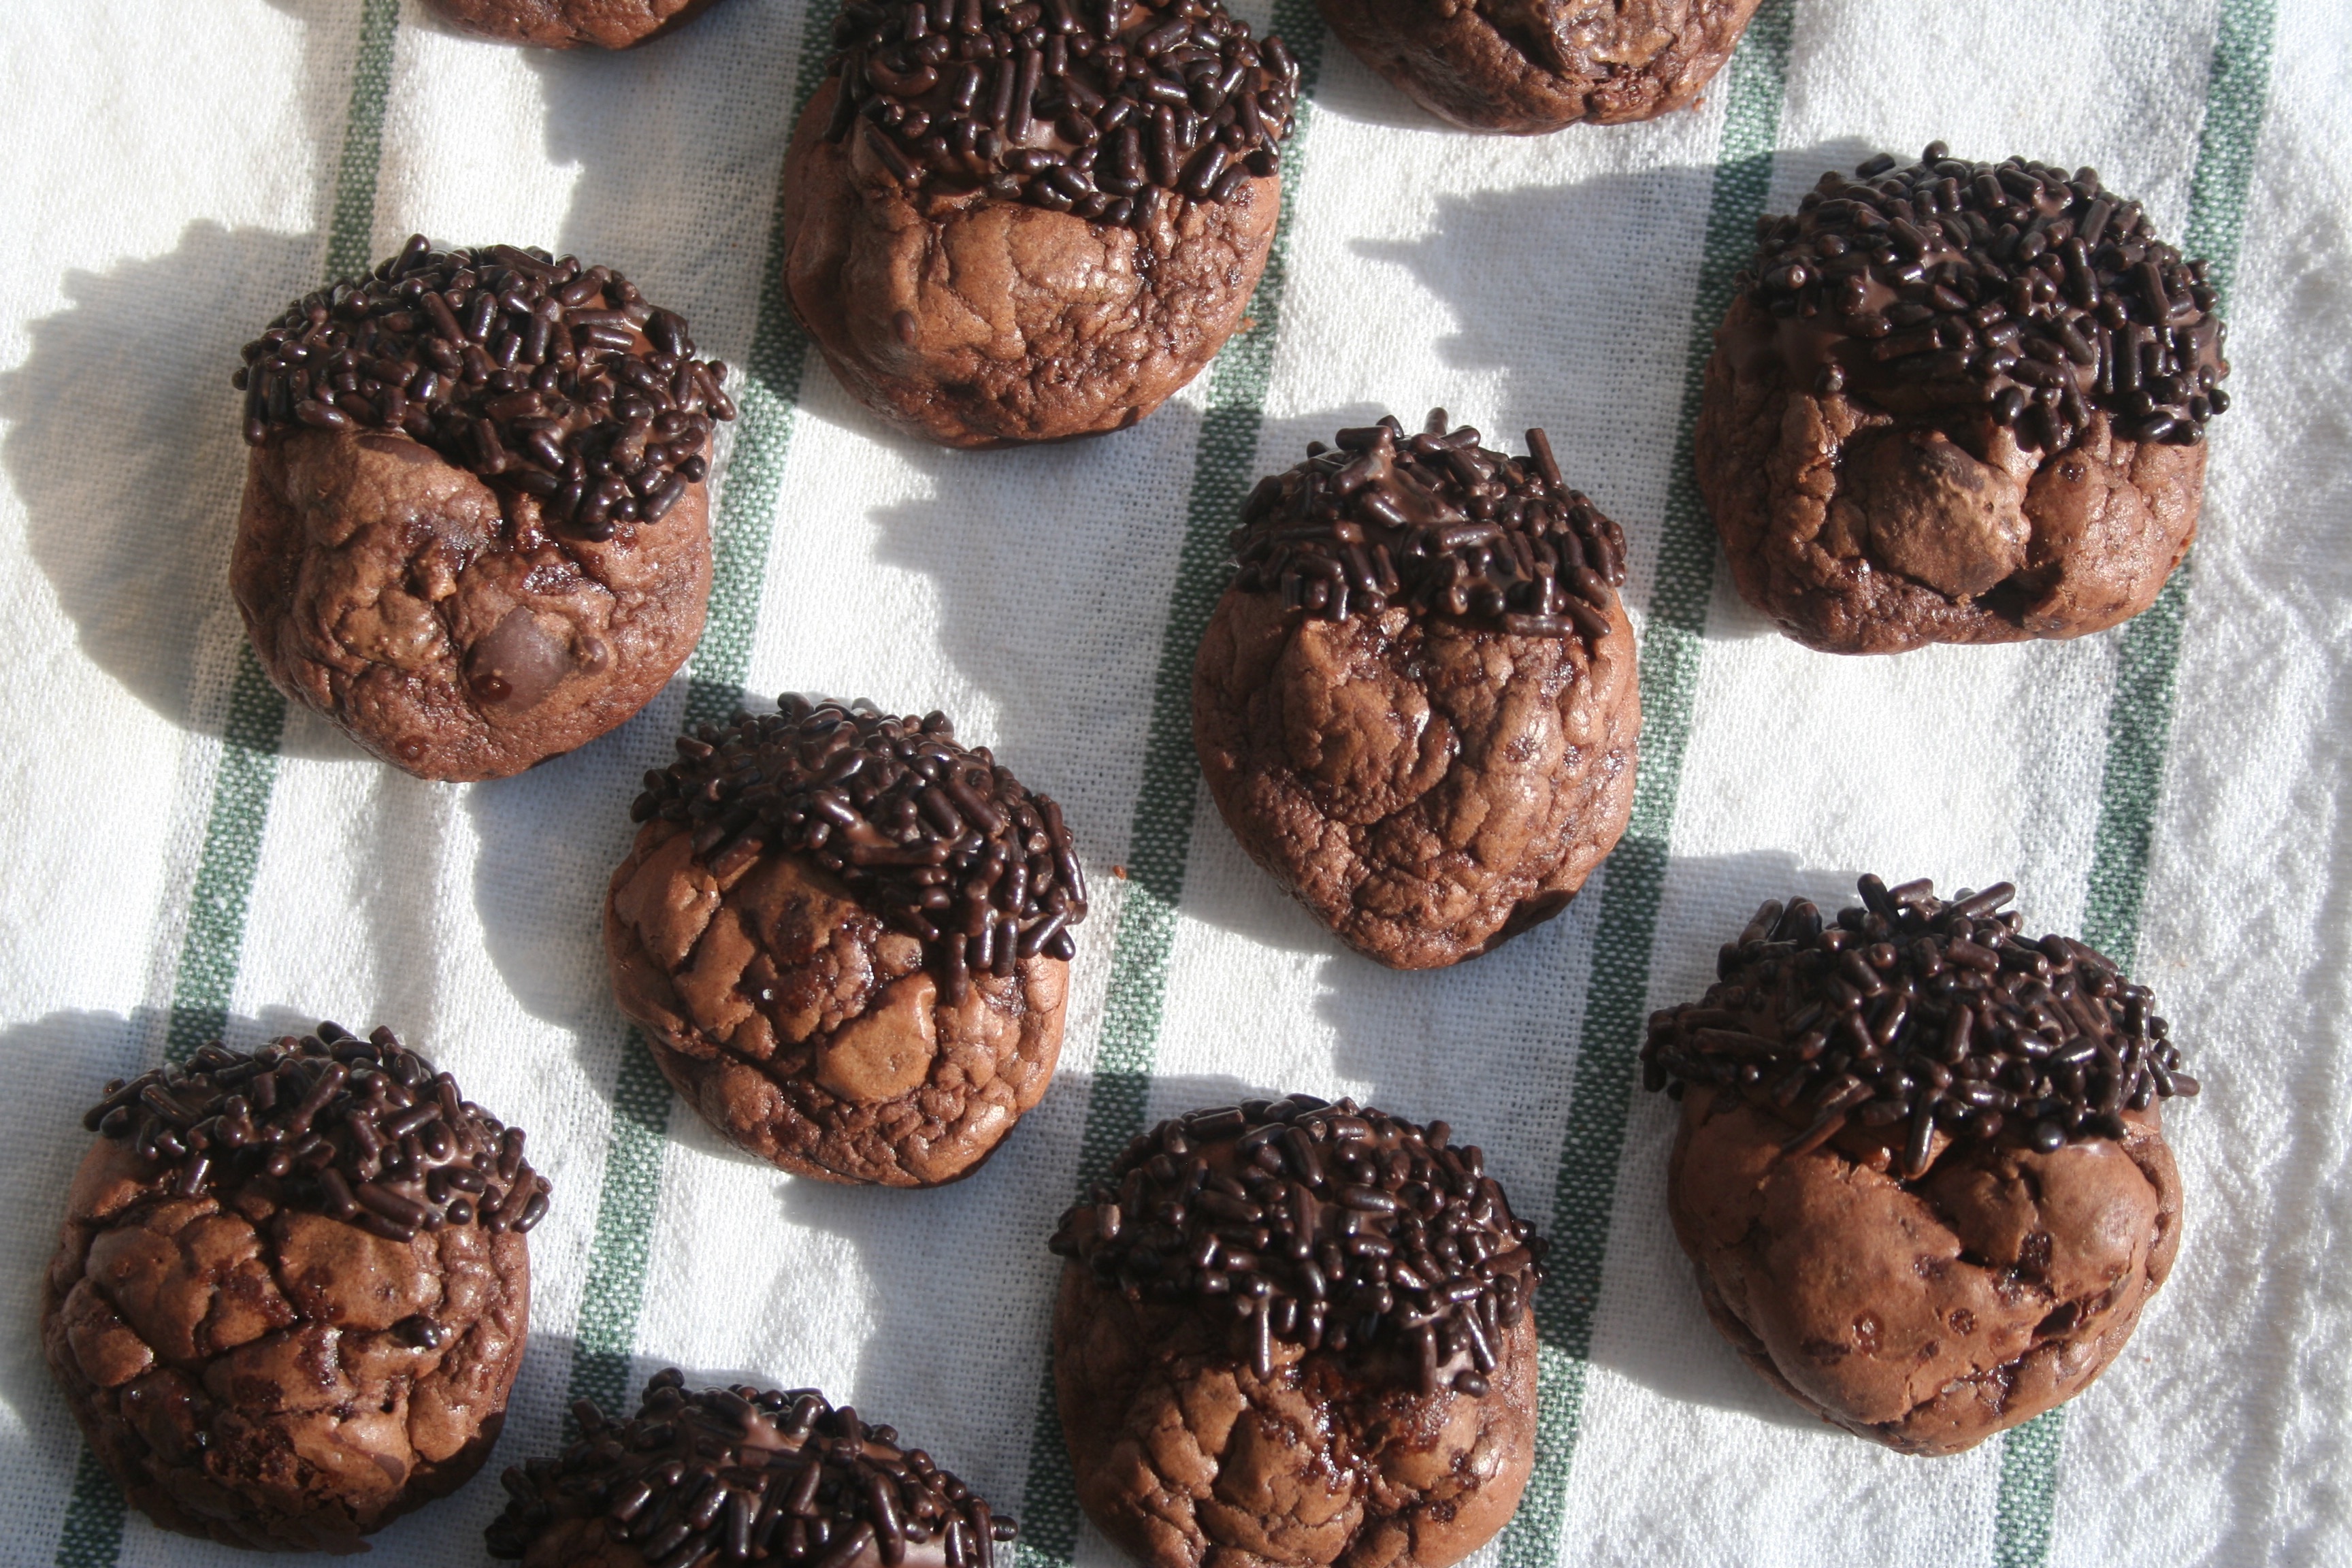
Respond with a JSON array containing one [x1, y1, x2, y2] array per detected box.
[[421, 0, 725, 48], [607, 696, 1087, 1186], [779, 0, 1300, 446], [1644, 876, 2195, 1455], [44, 1024, 549, 1550], [1319, 0, 1763, 133], [230, 238, 734, 779], [487, 1368, 1019, 1566], [1193, 411, 1639, 968], [1697, 146, 2230, 653], [1051, 1096, 1544, 1568]]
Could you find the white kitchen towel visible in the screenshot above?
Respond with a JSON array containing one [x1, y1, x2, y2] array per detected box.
[[1, 0, 2346, 1565]]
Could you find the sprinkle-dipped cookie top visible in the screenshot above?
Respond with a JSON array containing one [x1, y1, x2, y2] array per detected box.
[[823, 0, 1299, 227], [1642, 875, 2199, 1179], [85, 1023, 551, 1250], [486, 1370, 1019, 1567], [1742, 144, 2230, 455], [630, 697, 1088, 1001], [233, 236, 736, 542], [1052, 1095, 1546, 1393], [1226, 411, 1629, 643]]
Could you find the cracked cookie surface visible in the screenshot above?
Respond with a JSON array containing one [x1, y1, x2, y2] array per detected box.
[[1051, 1097, 1544, 1567], [779, 83, 1279, 448], [1055, 1273, 1537, 1568], [42, 1036, 537, 1551], [1667, 1086, 2179, 1455], [1697, 297, 2202, 653], [233, 429, 710, 780], [421, 0, 724, 48], [1195, 594, 1637, 967], [1316, 0, 1763, 133], [607, 823, 1067, 1186]]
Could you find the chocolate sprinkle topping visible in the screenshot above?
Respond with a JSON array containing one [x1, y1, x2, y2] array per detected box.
[[824, 0, 1298, 228], [486, 1370, 1017, 1568], [1745, 144, 2230, 454], [83, 1023, 551, 1241], [1051, 1096, 1544, 1394], [1642, 876, 2199, 1177], [1227, 410, 1629, 643], [233, 236, 736, 542], [630, 696, 1088, 1000]]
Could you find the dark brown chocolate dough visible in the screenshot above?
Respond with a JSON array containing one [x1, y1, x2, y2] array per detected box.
[[43, 1025, 548, 1550], [1697, 148, 2227, 653], [1052, 1096, 1543, 1568], [231, 240, 732, 779], [421, 0, 724, 48], [606, 697, 1085, 1186], [487, 1369, 1018, 1567], [778, 0, 1300, 446], [1194, 413, 1639, 968], [1645, 877, 2194, 1454], [1318, 0, 1762, 133]]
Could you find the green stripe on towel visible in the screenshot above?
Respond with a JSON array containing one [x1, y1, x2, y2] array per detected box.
[[1493, 6, 1796, 1565], [561, 0, 843, 1424], [1014, 8, 1325, 1564], [50, 6, 405, 1561], [1992, 2, 2276, 1562]]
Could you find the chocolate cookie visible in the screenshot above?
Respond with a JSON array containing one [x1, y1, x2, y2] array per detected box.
[[779, 0, 1300, 446], [487, 1368, 1019, 1566], [1193, 412, 1639, 968], [608, 697, 1086, 1186], [1696, 147, 2230, 653], [1051, 1096, 1544, 1568], [43, 1024, 550, 1550], [231, 238, 735, 780], [422, 0, 724, 48], [1320, 0, 1761, 133], [1644, 877, 2195, 1455]]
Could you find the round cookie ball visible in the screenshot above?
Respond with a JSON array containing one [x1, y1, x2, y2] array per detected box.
[[43, 1024, 551, 1551], [1695, 146, 2231, 654], [487, 1369, 1020, 1566], [230, 238, 735, 780], [1192, 412, 1640, 968], [607, 696, 1088, 1186], [1318, 0, 1763, 133], [1643, 877, 2195, 1455], [1051, 1096, 1545, 1568], [421, 0, 724, 48], [778, 0, 1301, 446]]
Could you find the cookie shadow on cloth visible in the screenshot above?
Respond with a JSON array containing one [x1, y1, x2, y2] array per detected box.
[[523, 0, 803, 359], [1305, 847, 1839, 1430], [866, 392, 1460, 962], [861, 402, 1226, 855], [3, 0, 427, 749], [770, 1070, 1252, 1503], [1, 224, 370, 755], [463, 675, 702, 1051], [1346, 142, 1876, 651]]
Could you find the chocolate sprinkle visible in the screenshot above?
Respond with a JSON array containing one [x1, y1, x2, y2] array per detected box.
[[1050, 1096, 1544, 1393], [1642, 876, 2199, 1177], [233, 237, 736, 542], [824, 0, 1298, 228], [1745, 144, 2230, 453], [1227, 410, 1629, 644], [83, 1023, 551, 1241], [486, 1370, 1017, 1568], [630, 696, 1088, 1000]]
